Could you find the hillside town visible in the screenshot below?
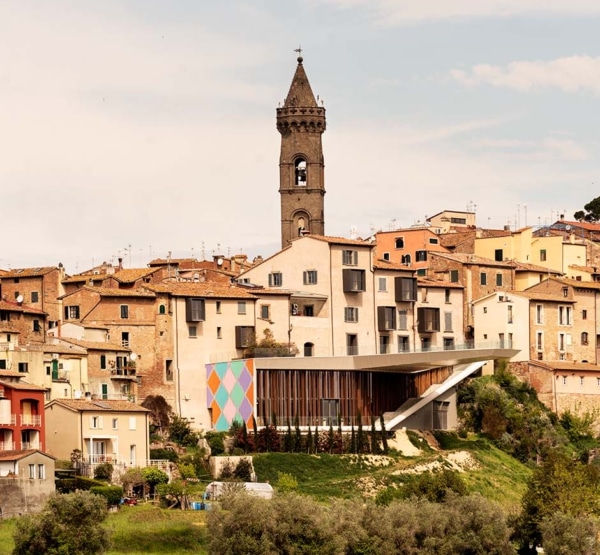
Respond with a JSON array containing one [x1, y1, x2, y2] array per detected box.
[[1, 55, 600, 533]]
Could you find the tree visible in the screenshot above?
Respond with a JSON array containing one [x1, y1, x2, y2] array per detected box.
[[243, 328, 299, 358], [141, 467, 169, 496], [141, 395, 172, 435], [12, 490, 110, 555], [574, 195, 600, 222], [540, 512, 599, 555]]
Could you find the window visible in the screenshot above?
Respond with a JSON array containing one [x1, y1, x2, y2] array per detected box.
[[398, 336, 410, 352], [429, 238, 439, 245], [377, 306, 396, 331], [395, 237, 405, 249], [562, 376, 567, 385], [421, 337, 431, 351], [185, 298, 205, 322], [507, 305, 513, 324], [494, 249, 503, 262], [112, 418, 118, 430], [415, 250, 427, 262], [582, 309, 587, 320], [0, 360, 6, 370], [558, 333, 566, 351], [346, 334, 358, 356], [401, 254, 412, 265], [536, 304, 544, 324], [237, 301, 247, 315], [499, 333, 505, 349], [480, 272, 487, 286], [343, 269, 366, 292], [217, 327, 222, 339], [295, 157, 307, 185], [268, 272, 283, 287], [540, 249, 547, 262], [304, 342, 314, 357], [383, 252, 390, 261], [29, 464, 35, 479], [451, 217, 467, 224], [444, 312, 452, 332], [421, 288, 428, 303], [38, 464, 45, 479], [581, 332, 589, 345], [597, 377, 600, 387], [129, 417, 137, 430], [64, 305, 80, 320], [90, 416, 103, 429], [303, 270, 318, 285], [508, 333, 513, 349], [159, 304, 166, 314], [216, 301, 221, 314], [121, 332, 129, 348], [580, 376, 585, 386], [33, 320, 40, 332], [165, 360, 173, 381], [445, 288, 451, 303], [120, 305, 129, 319], [235, 326, 255, 349], [417, 308, 440, 333], [483, 307, 487, 314], [563, 287, 569, 297], [344, 307, 359, 322], [378, 277, 387, 292], [18, 362, 28, 373], [304, 305, 314, 317], [379, 335, 390, 354], [188, 325, 197, 338], [536, 332, 543, 350], [558, 306, 572, 325], [342, 250, 358, 266], [100, 355, 107, 369], [496, 274, 503, 286], [260, 305, 270, 319], [450, 269, 459, 283], [31, 291, 39, 303], [395, 277, 417, 302], [398, 310, 408, 330], [443, 337, 455, 350]]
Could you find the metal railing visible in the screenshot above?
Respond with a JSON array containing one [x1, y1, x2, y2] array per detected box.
[[0, 441, 14, 450], [20, 415, 42, 427], [0, 415, 16, 426], [111, 367, 136, 377], [21, 442, 42, 450]]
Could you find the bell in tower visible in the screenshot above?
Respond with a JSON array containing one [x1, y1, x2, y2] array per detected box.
[[277, 54, 326, 248]]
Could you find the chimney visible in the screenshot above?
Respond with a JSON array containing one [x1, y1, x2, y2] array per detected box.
[[118, 257, 123, 270]]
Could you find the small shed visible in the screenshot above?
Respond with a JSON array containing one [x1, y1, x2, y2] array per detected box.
[[204, 481, 274, 500]]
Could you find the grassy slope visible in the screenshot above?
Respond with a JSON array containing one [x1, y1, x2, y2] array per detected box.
[[0, 435, 531, 554]]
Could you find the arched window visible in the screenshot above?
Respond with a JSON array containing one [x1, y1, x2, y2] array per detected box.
[[295, 158, 307, 186], [159, 304, 166, 315], [401, 254, 411, 265], [581, 332, 589, 345], [304, 342, 314, 357]]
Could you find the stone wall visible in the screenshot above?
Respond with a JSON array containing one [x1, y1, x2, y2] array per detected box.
[[0, 477, 54, 518]]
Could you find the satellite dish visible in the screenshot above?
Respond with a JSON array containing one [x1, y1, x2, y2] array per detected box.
[[217, 258, 223, 266], [130, 352, 138, 361], [16, 295, 24, 304], [565, 225, 572, 231]]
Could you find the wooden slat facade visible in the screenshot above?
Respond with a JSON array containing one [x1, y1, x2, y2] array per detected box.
[[256, 366, 452, 426]]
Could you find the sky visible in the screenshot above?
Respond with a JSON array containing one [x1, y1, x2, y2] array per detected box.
[[1, 1, 600, 273]]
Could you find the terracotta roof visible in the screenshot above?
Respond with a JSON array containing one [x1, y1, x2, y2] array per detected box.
[[516, 290, 576, 303], [245, 288, 292, 297], [83, 286, 156, 298], [148, 257, 198, 266], [533, 361, 600, 372], [307, 235, 374, 247], [47, 398, 149, 412], [0, 300, 47, 315], [417, 278, 463, 289], [0, 267, 57, 278], [145, 282, 257, 299], [0, 449, 56, 461], [113, 268, 160, 283], [55, 338, 130, 352], [0, 371, 22, 379], [373, 259, 415, 271], [430, 252, 515, 268], [43, 343, 87, 355], [514, 261, 562, 274], [553, 220, 600, 232], [556, 278, 600, 291], [62, 274, 108, 284], [569, 264, 600, 274], [0, 380, 47, 391]]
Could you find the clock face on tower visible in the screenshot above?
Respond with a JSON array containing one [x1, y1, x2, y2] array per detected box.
[[277, 57, 326, 247]]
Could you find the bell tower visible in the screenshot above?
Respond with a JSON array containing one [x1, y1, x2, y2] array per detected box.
[[277, 54, 326, 248]]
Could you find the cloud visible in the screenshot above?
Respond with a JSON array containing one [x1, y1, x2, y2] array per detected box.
[[450, 56, 600, 93], [472, 137, 588, 161], [319, 0, 600, 24]]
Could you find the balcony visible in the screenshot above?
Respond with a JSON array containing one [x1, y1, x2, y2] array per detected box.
[[0, 414, 16, 426], [20, 415, 42, 427], [110, 366, 137, 380], [21, 441, 42, 450], [0, 441, 14, 450]]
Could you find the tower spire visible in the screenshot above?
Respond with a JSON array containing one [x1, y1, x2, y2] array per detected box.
[[277, 54, 327, 248]]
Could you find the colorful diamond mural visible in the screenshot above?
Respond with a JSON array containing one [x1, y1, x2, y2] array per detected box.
[[206, 359, 255, 431]]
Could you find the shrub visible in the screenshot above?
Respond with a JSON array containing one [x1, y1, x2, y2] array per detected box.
[[149, 448, 179, 463], [94, 462, 114, 482], [276, 472, 298, 493], [540, 512, 599, 555], [90, 485, 123, 506], [233, 458, 253, 481], [56, 476, 106, 493], [205, 431, 226, 456]]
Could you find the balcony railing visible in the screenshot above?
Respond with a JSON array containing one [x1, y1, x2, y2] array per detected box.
[[21, 442, 42, 450], [0, 414, 16, 426], [20, 415, 42, 427], [98, 393, 136, 402], [111, 366, 136, 378], [0, 441, 14, 450]]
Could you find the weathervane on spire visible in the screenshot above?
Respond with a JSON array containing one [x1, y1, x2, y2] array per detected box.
[[294, 46, 303, 63]]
